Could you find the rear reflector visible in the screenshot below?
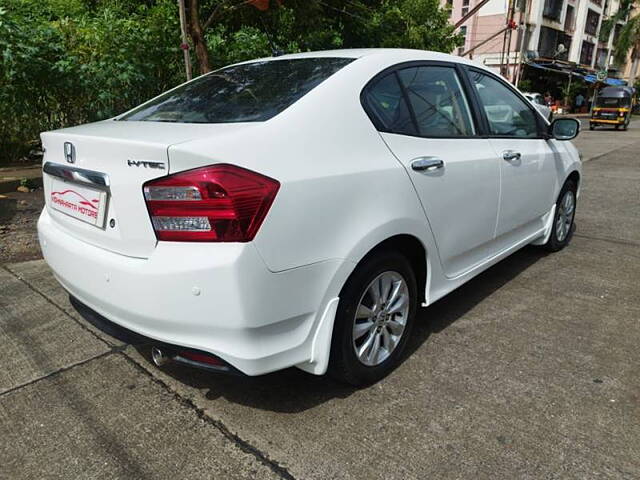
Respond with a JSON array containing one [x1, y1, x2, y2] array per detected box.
[[178, 350, 225, 367], [143, 164, 279, 242]]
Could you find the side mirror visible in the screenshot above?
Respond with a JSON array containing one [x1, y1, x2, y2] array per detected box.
[[549, 117, 580, 140]]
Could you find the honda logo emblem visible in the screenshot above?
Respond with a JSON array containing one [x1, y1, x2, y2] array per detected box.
[[64, 142, 76, 164]]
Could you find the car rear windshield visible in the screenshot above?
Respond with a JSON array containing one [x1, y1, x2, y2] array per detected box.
[[121, 57, 355, 123]]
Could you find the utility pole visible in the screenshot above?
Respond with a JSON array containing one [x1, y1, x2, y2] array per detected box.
[[514, 0, 530, 87], [500, 0, 517, 78], [177, 0, 192, 81]]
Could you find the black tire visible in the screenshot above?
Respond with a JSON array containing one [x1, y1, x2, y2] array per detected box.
[[615, 124, 620, 130], [589, 124, 595, 130], [328, 250, 418, 386], [543, 180, 577, 252]]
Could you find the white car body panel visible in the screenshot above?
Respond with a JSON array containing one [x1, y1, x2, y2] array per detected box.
[[380, 134, 501, 278], [38, 49, 582, 376], [488, 137, 557, 237]]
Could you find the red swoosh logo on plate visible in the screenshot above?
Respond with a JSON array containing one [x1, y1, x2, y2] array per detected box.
[[51, 190, 99, 210]]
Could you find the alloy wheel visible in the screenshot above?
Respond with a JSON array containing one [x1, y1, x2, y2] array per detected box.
[[555, 190, 575, 242], [352, 271, 410, 367]]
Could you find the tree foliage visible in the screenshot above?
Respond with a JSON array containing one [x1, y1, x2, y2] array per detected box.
[[614, 10, 640, 64], [0, 0, 460, 163], [1, 0, 181, 161]]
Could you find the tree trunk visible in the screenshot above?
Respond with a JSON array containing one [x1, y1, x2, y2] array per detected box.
[[187, 0, 211, 74]]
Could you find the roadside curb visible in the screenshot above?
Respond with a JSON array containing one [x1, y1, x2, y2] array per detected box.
[[0, 167, 43, 194]]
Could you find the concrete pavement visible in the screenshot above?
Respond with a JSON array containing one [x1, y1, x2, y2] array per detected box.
[[1, 123, 639, 479]]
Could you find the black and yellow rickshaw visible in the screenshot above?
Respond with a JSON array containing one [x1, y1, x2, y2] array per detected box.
[[590, 86, 635, 130]]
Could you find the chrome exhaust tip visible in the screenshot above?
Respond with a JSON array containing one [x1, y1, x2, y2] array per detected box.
[[151, 347, 171, 367]]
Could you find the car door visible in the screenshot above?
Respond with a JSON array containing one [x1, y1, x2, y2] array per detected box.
[[363, 63, 500, 278], [466, 69, 556, 240]]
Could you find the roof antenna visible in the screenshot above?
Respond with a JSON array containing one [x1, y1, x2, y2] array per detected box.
[[259, 15, 284, 57]]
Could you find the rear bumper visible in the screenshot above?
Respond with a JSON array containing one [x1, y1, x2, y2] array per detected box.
[[590, 118, 625, 124], [37, 208, 346, 376]]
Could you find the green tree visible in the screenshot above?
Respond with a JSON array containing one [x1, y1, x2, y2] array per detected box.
[[0, 0, 462, 163], [614, 10, 640, 86], [0, 0, 182, 162], [184, 0, 462, 74]]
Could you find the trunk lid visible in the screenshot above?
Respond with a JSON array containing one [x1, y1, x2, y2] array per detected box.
[[41, 120, 251, 258]]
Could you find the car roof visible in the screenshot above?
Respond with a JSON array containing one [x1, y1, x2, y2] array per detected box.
[[244, 48, 490, 72]]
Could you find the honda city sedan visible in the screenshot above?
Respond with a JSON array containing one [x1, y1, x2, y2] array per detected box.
[[38, 49, 581, 385]]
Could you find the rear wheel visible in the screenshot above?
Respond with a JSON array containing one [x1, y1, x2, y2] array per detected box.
[[589, 124, 595, 130], [543, 180, 577, 252], [329, 251, 417, 386]]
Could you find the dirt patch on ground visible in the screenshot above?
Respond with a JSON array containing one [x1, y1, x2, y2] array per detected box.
[[0, 189, 44, 264]]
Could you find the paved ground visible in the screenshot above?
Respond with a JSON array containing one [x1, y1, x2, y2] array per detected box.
[[0, 190, 44, 264], [1, 121, 639, 479]]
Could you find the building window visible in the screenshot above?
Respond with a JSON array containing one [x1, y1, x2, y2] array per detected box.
[[595, 48, 608, 68], [457, 26, 467, 55], [585, 9, 600, 36], [564, 5, 575, 32], [446, 0, 453, 17], [459, 25, 467, 43], [538, 26, 571, 59], [462, 6, 469, 15], [462, 0, 469, 17], [580, 40, 595, 65], [543, 0, 563, 21]]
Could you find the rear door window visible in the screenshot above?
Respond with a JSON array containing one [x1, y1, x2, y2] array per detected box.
[[121, 57, 354, 123], [396, 66, 475, 137]]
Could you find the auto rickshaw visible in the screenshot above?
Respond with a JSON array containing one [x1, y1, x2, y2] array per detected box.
[[590, 86, 635, 130]]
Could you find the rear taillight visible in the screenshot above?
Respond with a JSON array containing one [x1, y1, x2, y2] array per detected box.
[[143, 164, 279, 242]]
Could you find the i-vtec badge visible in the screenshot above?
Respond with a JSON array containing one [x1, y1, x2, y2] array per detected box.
[[127, 160, 165, 170]]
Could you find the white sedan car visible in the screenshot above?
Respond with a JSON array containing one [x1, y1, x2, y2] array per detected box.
[[38, 49, 581, 386], [522, 92, 553, 122]]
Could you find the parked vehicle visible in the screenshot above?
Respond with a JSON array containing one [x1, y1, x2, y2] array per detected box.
[[38, 49, 582, 386], [522, 92, 553, 122], [590, 86, 635, 130]]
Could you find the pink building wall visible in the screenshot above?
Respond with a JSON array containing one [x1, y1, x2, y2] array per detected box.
[[444, 0, 520, 75]]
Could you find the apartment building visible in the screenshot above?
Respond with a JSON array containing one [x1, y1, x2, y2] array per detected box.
[[449, 0, 638, 83]]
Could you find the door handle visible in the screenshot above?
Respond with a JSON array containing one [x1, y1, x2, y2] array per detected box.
[[411, 157, 444, 172], [502, 150, 521, 161]]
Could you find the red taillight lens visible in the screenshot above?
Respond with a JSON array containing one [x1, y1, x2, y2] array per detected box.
[[143, 164, 279, 242]]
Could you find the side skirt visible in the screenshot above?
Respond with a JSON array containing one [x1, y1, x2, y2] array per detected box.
[[425, 206, 555, 306]]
